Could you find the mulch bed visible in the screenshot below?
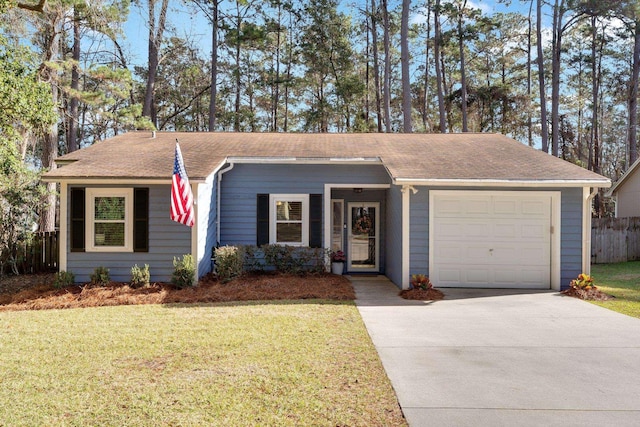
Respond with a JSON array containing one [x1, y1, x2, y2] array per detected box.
[[561, 286, 613, 301], [0, 272, 355, 312], [399, 288, 445, 301]]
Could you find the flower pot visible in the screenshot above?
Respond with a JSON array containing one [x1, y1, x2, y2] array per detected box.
[[331, 262, 344, 275]]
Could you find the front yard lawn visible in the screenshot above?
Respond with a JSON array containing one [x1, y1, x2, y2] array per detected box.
[[590, 261, 640, 318], [0, 302, 406, 426]]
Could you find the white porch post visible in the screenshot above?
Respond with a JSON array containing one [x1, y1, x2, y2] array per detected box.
[[401, 185, 417, 290], [59, 181, 68, 272], [191, 183, 199, 285], [582, 187, 597, 274]]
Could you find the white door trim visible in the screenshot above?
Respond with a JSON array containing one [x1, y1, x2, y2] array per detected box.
[[429, 190, 561, 290]]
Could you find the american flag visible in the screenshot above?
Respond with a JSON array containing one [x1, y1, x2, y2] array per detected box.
[[171, 142, 195, 227]]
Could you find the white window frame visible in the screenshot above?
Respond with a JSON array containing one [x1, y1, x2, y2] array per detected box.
[[269, 194, 309, 246], [86, 188, 134, 252]]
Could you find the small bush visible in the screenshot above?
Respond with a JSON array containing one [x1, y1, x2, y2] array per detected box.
[[570, 273, 595, 290], [90, 266, 110, 286], [172, 254, 195, 288], [242, 245, 265, 273], [130, 264, 150, 288], [410, 274, 433, 290], [214, 246, 243, 282], [53, 271, 75, 289]]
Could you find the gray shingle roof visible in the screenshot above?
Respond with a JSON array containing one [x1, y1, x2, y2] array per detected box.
[[43, 131, 610, 186]]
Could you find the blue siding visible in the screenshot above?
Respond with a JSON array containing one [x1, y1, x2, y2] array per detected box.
[[385, 185, 403, 287], [67, 185, 191, 283], [411, 187, 584, 290], [409, 188, 429, 277], [560, 187, 583, 290], [219, 163, 391, 246]]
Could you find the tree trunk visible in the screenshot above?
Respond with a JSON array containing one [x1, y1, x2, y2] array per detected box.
[[434, 0, 446, 132], [550, 0, 566, 157], [527, 0, 533, 146], [629, 17, 640, 165], [370, 0, 383, 132], [422, 0, 432, 132], [272, 2, 282, 132], [458, 1, 468, 132], [536, 0, 549, 152], [234, 2, 242, 132], [208, 0, 218, 131], [400, 0, 411, 133], [381, 0, 391, 132], [142, 0, 169, 128], [38, 9, 63, 233], [67, 6, 80, 153]]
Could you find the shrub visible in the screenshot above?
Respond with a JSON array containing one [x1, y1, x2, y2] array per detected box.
[[214, 246, 243, 282], [53, 270, 75, 289], [570, 273, 595, 290], [130, 264, 150, 288], [172, 254, 196, 288], [90, 266, 110, 286], [410, 274, 433, 290], [242, 244, 265, 273]]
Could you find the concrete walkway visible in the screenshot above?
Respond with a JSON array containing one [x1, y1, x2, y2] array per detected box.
[[351, 276, 640, 427]]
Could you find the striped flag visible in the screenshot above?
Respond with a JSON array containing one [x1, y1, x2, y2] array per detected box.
[[171, 142, 195, 227]]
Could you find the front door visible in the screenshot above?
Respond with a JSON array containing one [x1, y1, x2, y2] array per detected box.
[[347, 202, 380, 272]]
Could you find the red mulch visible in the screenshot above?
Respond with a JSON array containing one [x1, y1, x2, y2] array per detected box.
[[399, 288, 445, 301], [561, 286, 613, 301], [0, 272, 355, 312]]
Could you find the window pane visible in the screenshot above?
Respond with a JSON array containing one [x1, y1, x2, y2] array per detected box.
[[95, 197, 125, 220], [276, 201, 302, 221], [276, 223, 302, 243], [95, 223, 125, 246]]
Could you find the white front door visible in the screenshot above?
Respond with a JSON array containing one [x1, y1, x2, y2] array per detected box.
[[348, 202, 380, 272]]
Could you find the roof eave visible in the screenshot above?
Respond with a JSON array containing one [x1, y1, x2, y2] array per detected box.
[[226, 156, 382, 164], [606, 156, 640, 197], [393, 178, 612, 188]]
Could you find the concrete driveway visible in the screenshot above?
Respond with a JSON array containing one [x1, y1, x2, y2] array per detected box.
[[351, 276, 640, 427]]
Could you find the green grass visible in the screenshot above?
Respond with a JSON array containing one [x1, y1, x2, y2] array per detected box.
[[590, 261, 640, 318], [0, 301, 406, 426]]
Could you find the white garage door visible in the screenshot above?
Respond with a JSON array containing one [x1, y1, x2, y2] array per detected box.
[[431, 191, 552, 289]]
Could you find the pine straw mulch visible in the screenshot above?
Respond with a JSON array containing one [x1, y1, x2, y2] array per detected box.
[[561, 285, 613, 301], [398, 287, 445, 301], [0, 272, 355, 312]]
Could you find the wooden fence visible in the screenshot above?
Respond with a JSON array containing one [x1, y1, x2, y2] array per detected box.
[[591, 217, 640, 264], [1, 231, 59, 275]]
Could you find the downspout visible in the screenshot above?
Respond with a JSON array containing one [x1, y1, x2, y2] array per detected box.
[[216, 160, 235, 245], [582, 187, 598, 274], [401, 185, 418, 289]]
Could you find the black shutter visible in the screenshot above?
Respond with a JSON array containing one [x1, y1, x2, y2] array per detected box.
[[69, 187, 85, 252], [257, 194, 270, 246], [309, 194, 322, 248], [133, 188, 149, 252]]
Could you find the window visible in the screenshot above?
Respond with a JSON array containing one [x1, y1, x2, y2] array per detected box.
[[86, 188, 133, 252], [269, 194, 309, 246]]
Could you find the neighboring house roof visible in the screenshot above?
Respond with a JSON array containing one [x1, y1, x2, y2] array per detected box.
[[605, 157, 640, 197], [43, 131, 610, 187]]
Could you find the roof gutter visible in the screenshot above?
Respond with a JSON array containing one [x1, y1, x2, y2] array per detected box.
[[226, 156, 382, 165], [393, 178, 611, 188], [216, 158, 235, 245]]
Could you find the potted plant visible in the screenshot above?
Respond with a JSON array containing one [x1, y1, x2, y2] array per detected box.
[[331, 250, 346, 275]]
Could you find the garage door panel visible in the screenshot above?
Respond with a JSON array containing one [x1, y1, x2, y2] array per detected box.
[[432, 192, 552, 289], [493, 200, 517, 215], [522, 200, 548, 215]]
